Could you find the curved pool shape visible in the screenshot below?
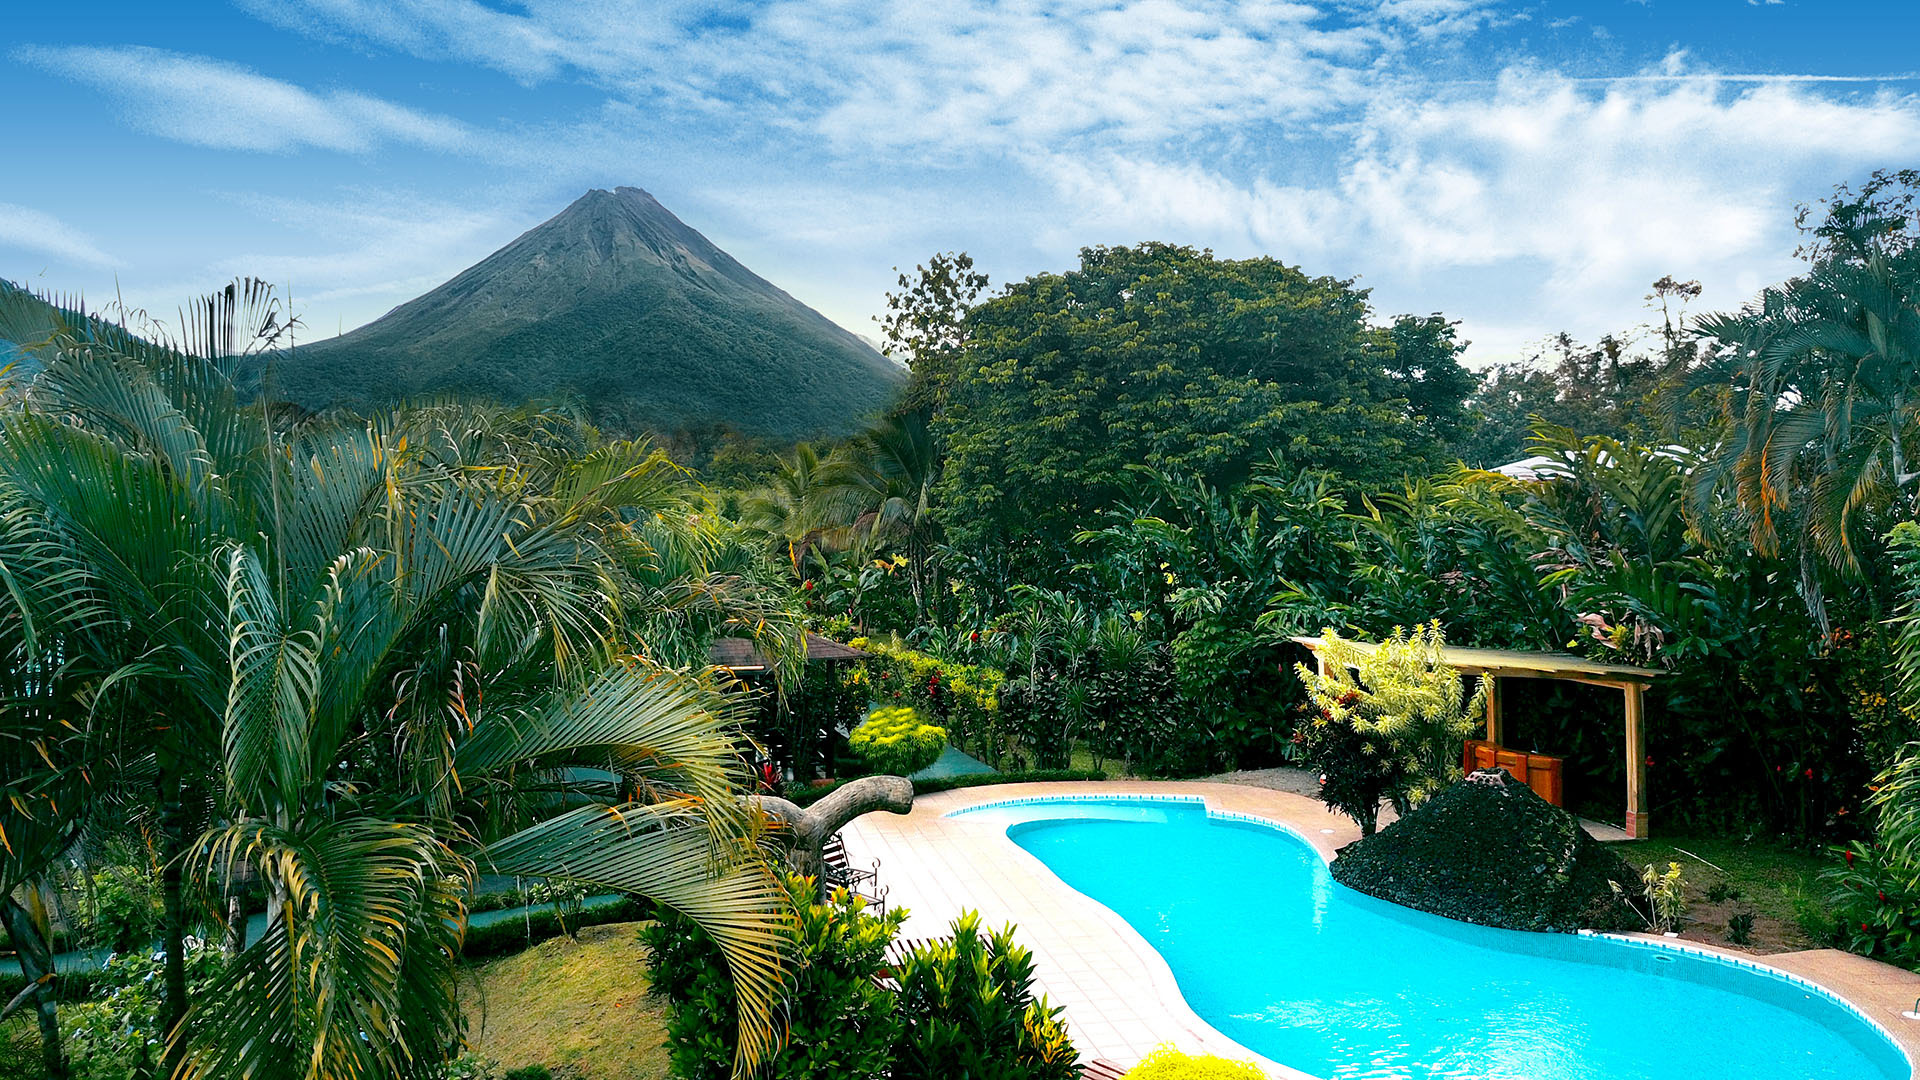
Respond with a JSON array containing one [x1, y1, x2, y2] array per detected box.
[[948, 796, 1907, 1080]]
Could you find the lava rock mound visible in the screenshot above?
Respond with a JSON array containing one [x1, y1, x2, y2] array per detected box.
[[1329, 769, 1644, 933]]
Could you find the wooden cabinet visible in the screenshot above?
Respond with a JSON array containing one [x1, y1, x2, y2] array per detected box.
[[1463, 739, 1564, 807]]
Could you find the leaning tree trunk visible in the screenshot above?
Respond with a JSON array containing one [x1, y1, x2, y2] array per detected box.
[[2, 890, 68, 1080], [755, 775, 913, 894]]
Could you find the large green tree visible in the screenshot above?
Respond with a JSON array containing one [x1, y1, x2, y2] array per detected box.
[[935, 243, 1447, 584]]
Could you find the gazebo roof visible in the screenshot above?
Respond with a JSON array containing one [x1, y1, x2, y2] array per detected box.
[[708, 632, 867, 674], [1289, 636, 1662, 686]]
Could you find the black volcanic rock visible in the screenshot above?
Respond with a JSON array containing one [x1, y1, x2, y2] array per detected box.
[[1330, 769, 1644, 933], [273, 187, 904, 439]]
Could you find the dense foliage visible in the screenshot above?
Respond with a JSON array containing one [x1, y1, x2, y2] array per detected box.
[[890, 912, 1078, 1080], [0, 281, 795, 1080], [642, 879, 1076, 1080], [848, 637, 1007, 764], [1297, 624, 1489, 812]]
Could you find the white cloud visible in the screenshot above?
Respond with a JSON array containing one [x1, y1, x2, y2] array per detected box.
[[0, 203, 116, 266], [14, 45, 482, 155], [24, 1, 1920, 367], [1023, 67, 1920, 360]]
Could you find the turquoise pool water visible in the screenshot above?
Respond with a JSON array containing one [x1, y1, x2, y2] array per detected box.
[[950, 796, 1908, 1080]]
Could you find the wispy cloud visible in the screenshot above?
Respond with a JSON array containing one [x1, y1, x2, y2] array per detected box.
[[0, 203, 116, 266], [204, 189, 517, 321], [238, 0, 1501, 158], [14, 45, 482, 155]]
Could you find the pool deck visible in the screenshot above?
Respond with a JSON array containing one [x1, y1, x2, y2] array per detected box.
[[839, 780, 1920, 1076]]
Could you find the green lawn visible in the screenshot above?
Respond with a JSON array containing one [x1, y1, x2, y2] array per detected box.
[[462, 921, 669, 1080], [1603, 833, 1836, 953]]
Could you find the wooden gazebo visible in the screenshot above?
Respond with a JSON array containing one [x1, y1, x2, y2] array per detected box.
[[707, 632, 867, 675], [1292, 637, 1663, 838]]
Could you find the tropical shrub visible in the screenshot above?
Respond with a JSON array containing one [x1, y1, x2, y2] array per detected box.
[[1615, 862, 1688, 934], [642, 873, 904, 1080], [891, 911, 1078, 1080], [61, 939, 228, 1080], [1296, 624, 1488, 805], [849, 706, 947, 776], [1121, 1044, 1267, 1080], [1293, 700, 1410, 836], [1726, 911, 1756, 945]]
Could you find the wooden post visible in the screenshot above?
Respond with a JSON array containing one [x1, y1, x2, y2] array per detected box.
[[1484, 675, 1502, 745], [1624, 682, 1649, 839]]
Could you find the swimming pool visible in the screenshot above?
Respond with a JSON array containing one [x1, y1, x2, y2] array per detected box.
[[948, 795, 1908, 1080]]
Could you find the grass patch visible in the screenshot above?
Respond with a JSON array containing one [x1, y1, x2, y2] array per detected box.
[[1604, 833, 1832, 952], [461, 921, 668, 1080], [1067, 745, 1129, 778]]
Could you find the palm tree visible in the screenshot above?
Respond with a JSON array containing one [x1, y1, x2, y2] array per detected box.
[[0, 284, 791, 1079], [842, 407, 941, 619], [1697, 237, 1920, 580], [739, 443, 866, 577]]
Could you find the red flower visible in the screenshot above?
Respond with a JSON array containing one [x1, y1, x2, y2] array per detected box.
[[1879, 891, 1889, 903], [801, 580, 814, 591], [1862, 923, 1871, 932], [1804, 767, 1814, 779], [969, 631, 981, 643], [1846, 850, 1856, 867], [1644, 756, 1655, 767]]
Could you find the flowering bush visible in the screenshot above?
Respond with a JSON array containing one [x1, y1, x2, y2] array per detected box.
[[849, 705, 947, 776], [1829, 741, 1920, 966]]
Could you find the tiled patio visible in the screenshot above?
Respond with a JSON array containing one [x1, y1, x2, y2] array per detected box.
[[839, 779, 1920, 1076]]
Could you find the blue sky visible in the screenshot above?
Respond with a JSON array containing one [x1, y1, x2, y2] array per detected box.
[[5, 0, 1919, 364]]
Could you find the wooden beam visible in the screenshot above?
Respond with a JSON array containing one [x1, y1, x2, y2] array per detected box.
[[1484, 675, 1502, 745], [1624, 682, 1649, 839]]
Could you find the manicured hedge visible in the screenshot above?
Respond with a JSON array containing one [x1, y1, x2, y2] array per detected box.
[[912, 769, 1108, 794], [462, 896, 652, 958], [782, 769, 1110, 808]]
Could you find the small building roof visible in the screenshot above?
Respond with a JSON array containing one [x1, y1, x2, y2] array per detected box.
[[708, 632, 867, 674], [1290, 635, 1661, 686]]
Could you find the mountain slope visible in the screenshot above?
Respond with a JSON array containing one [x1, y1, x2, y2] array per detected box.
[[274, 187, 903, 438]]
